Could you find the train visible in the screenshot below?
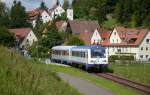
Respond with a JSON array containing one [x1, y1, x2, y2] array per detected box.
[[51, 45, 108, 71]]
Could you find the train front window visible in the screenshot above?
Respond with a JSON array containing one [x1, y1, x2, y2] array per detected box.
[[91, 49, 106, 58]]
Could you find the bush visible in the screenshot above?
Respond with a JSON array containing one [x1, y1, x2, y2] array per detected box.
[[109, 55, 134, 62]]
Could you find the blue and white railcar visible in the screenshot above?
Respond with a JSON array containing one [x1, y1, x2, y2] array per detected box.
[[70, 45, 108, 70], [52, 46, 75, 64]]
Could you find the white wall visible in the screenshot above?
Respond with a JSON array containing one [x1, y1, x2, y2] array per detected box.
[[41, 11, 52, 23], [110, 29, 122, 43], [107, 46, 139, 60], [20, 30, 38, 48], [91, 29, 102, 44], [67, 9, 73, 20], [138, 31, 150, 61]]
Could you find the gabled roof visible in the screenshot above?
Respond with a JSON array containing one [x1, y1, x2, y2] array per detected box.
[[97, 28, 112, 39], [68, 20, 100, 34], [9, 28, 32, 41], [27, 8, 51, 21], [101, 27, 149, 47]]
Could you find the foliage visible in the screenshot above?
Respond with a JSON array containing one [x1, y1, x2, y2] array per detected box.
[[0, 27, 15, 47], [63, 0, 70, 10], [0, 46, 81, 95], [102, 19, 119, 29], [0, 1, 10, 28], [10, 1, 30, 28], [55, 12, 68, 21], [39, 1, 47, 10], [65, 35, 85, 46], [40, 22, 63, 48], [30, 22, 63, 58], [33, 14, 45, 38], [108, 55, 135, 62]]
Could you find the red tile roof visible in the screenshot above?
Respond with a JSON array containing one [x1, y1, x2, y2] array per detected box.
[[101, 27, 149, 47], [9, 28, 31, 41], [97, 28, 112, 39], [80, 31, 93, 45]]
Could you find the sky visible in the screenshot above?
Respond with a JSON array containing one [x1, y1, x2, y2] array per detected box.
[[1, 0, 72, 11]]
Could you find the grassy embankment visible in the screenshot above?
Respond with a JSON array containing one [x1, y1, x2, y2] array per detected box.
[[0, 46, 81, 95], [109, 63, 150, 86], [48, 64, 141, 95]]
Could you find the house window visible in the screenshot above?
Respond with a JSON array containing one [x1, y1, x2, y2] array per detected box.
[[26, 39, 29, 42], [146, 39, 149, 43], [117, 39, 118, 43], [146, 47, 148, 51], [140, 55, 143, 58], [146, 55, 149, 58], [114, 32, 116, 35], [141, 47, 143, 51], [113, 39, 114, 43]]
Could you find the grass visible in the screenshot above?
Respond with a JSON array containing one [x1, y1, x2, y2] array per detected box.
[[109, 63, 150, 86], [0, 46, 81, 95], [48, 64, 141, 95]]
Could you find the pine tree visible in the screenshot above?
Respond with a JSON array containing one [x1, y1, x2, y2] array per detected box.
[[63, 0, 69, 10], [10, 1, 30, 28]]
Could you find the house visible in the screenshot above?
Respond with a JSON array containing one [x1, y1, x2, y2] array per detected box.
[[66, 20, 100, 44], [9, 28, 38, 49], [91, 28, 111, 45], [100, 27, 150, 61], [56, 21, 67, 32], [27, 8, 52, 27], [27, 0, 73, 27]]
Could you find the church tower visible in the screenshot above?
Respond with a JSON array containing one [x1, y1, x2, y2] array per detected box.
[[67, 5, 73, 20]]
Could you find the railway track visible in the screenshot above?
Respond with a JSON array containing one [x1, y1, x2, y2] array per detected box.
[[96, 73, 150, 94]]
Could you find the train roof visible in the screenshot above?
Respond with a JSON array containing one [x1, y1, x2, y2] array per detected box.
[[52, 46, 76, 50], [71, 45, 106, 50]]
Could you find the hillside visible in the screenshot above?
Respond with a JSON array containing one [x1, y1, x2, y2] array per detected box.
[[0, 46, 81, 95]]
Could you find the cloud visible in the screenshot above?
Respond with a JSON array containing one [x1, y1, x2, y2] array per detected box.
[[1, 0, 70, 11]]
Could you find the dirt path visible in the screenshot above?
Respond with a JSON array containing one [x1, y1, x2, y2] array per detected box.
[[58, 73, 116, 95]]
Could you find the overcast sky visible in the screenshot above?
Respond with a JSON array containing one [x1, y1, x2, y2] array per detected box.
[[1, 0, 72, 11]]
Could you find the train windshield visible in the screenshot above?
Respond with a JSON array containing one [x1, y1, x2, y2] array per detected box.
[[91, 49, 106, 58]]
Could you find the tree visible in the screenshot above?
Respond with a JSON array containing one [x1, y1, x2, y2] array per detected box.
[[0, 27, 15, 47], [0, 1, 6, 17], [40, 22, 62, 48], [0, 1, 10, 28], [66, 35, 85, 46], [40, 1, 47, 10], [63, 0, 69, 10], [10, 1, 30, 28], [33, 14, 44, 38]]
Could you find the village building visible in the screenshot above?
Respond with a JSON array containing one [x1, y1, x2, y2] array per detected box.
[[27, 0, 73, 27], [9, 28, 38, 49], [66, 20, 100, 45], [96, 27, 150, 61]]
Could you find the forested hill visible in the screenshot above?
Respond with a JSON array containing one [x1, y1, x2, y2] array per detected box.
[[72, 0, 150, 28]]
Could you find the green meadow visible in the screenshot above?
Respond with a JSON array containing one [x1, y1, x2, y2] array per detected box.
[[109, 63, 150, 86], [0, 47, 81, 95]]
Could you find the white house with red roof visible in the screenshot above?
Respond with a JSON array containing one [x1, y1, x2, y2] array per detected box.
[[27, 0, 73, 27], [9, 28, 38, 49], [100, 27, 150, 61]]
